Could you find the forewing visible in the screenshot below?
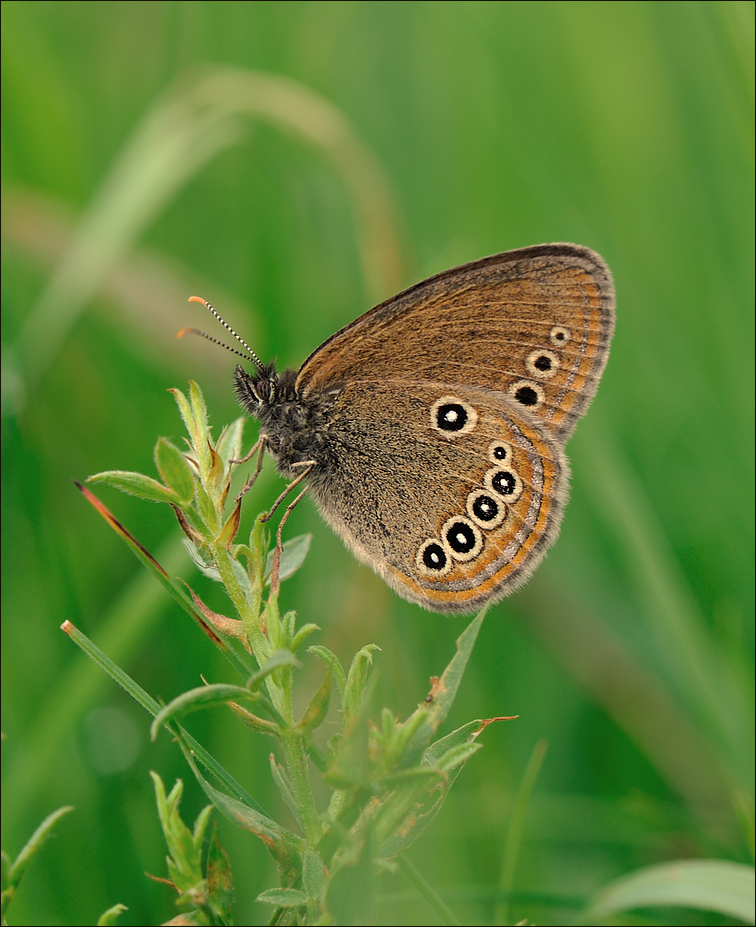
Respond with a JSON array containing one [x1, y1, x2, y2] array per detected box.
[[296, 243, 615, 440]]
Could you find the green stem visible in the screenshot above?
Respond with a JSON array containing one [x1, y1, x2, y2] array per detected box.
[[211, 544, 269, 665], [259, 594, 293, 719], [495, 738, 548, 926], [398, 854, 460, 926], [281, 731, 322, 846]]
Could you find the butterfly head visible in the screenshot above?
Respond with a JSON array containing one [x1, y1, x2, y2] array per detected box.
[[184, 297, 320, 470], [234, 362, 298, 414]]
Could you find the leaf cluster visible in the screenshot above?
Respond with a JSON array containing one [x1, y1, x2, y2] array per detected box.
[[76, 382, 498, 925]]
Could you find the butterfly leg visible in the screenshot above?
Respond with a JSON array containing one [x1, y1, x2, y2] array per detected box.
[[231, 432, 268, 467], [260, 461, 314, 524], [260, 462, 313, 596], [232, 434, 269, 505], [269, 485, 310, 597]]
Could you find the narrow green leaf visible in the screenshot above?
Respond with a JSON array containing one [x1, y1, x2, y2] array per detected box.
[[228, 701, 280, 735], [178, 747, 295, 861], [430, 741, 482, 773], [192, 803, 214, 851], [343, 644, 381, 731], [402, 609, 486, 764], [3, 804, 74, 921], [182, 542, 255, 606], [155, 437, 195, 503], [397, 855, 460, 927], [382, 708, 429, 768], [150, 772, 204, 893], [422, 720, 486, 766], [74, 484, 257, 679], [256, 888, 308, 907], [246, 649, 301, 691], [281, 609, 296, 647], [150, 683, 255, 740], [169, 387, 193, 439], [194, 774, 304, 868], [307, 645, 347, 698], [188, 380, 211, 473], [61, 620, 265, 813], [88, 470, 180, 504], [181, 539, 220, 579], [97, 903, 128, 925], [378, 764, 465, 861], [295, 670, 331, 735], [269, 755, 303, 831], [289, 623, 320, 654], [377, 726, 492, 860], [206, 822, 235, 924], [216, 417, 245, 470], [496, 739, 548, 927], [586, 859, 756, 924]]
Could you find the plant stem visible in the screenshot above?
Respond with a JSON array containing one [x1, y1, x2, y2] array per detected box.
[[398, 854, 460, 926], [281, 731, 323, 846], [211, 544, 269, 665]]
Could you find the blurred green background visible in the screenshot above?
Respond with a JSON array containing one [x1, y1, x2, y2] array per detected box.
[[2, 2, 753, 924]]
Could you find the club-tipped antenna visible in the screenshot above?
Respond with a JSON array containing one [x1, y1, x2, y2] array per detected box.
[[187, 296, 265, 372]]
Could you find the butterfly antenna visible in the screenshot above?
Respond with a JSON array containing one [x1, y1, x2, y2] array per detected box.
[[187, 296, 265, 372], [177, 327, 257, 362]]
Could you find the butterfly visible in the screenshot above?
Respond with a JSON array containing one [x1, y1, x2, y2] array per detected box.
[[195, 243, 615, 613]]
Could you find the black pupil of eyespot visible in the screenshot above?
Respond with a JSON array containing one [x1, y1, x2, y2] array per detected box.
[[534, 355, 552, 371], [437, 403, 467, 431], [493, 445, 507, 460], [472, 495, 499, 522], [555, 331, 564, 341], [515, 385, 538, 406], [445, 521, 476, 553], [492, 471, 517, 496], [423, 543, 447, 570]]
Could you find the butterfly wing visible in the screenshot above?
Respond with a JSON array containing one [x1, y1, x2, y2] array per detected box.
[[296, 243, 615, 440], [305, 380, 568, 613]]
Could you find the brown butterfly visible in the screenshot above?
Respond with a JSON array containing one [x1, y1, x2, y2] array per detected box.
[[195, 243, 615, 613]]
